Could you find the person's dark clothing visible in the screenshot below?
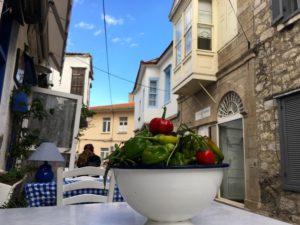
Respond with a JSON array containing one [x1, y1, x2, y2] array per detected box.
[[87, 154, 101, 167]]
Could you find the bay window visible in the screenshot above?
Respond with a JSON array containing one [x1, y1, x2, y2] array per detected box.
[[175, 18, 182, 65], [198, 0, 212, 50], [184, 4, 192, 55]]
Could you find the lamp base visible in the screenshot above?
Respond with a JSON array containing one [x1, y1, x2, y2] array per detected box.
[[35, 161, 54, 182]]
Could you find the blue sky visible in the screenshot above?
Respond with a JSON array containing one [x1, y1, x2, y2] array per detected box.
[[67, 0, 174, 106]]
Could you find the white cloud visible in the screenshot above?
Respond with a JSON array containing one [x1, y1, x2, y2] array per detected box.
[[139, 32, 145, 36], [130, 43, 138, 47], [75, 22, 95, 30], [124, 37, 132, 43], [74, 0, 84, 4], [126, 14, 135, 21], [112, 37, 122, 43], [102, 14, 124, 26], [94, 29, 102, 36], [111, 37, 138, 48]]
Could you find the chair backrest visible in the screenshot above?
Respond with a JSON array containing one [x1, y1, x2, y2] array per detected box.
[[56, 166, 115, 206]]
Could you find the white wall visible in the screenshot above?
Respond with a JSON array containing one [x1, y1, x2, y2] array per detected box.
[[0, 22, 23, 169], [133, 47, 178, 131], [0, 2, 4, 21], [50, 55, 92, 106]]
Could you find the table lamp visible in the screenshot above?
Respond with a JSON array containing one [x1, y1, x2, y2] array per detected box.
[[28, 142, 65, 182]]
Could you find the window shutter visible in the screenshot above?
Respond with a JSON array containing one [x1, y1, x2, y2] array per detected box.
[[278, 93, 300, 191], [271, 0, 283, 24]]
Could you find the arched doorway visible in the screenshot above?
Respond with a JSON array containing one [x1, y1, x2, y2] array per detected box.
[[218, 91, 245, 204]]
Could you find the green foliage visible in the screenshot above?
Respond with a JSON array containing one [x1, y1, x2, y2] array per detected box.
[[81, 104, 95, 118], [77, 104, 95, 137], [0, 169, 25, 185], [9, 86, 51, 170], [16, 84, 31, 95], [0, 193, 28, 208]]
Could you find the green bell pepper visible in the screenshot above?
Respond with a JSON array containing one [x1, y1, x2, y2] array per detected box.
[[142, 145, 170, 165], [124, 137, 151, 160]]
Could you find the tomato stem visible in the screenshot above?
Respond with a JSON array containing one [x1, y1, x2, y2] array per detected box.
[[162, 106, 166, 119]]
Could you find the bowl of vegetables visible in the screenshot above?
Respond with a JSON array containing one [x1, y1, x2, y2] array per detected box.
[[105, 108, 229, 225]]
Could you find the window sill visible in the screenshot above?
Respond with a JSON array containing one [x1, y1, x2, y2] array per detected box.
[[277, 12, 300, 32], [117, 132, 128, 134], [101, 132, 111, 134], [174, 64, 181, 73], [196, 49, 214, 56], [182, 52, 192, 65]]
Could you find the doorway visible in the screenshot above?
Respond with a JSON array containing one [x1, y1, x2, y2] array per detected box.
[[219, 118, 245, 203]]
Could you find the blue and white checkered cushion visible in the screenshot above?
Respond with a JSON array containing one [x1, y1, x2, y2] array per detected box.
[[24, 179, 124, 207]]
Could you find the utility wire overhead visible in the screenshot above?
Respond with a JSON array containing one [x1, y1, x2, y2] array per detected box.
[[102, 0, 113, 107]]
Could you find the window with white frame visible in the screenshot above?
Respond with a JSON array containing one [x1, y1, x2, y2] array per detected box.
[[100, 148, 109, 159], [185, 4, 192, 55], [119, 117, 128, 133], [148, 79, 158, 107], [175, 18, 182, 65], [102, 117, 111, 132], [198, 0, 212, 50], [164, 65, 171, 104]]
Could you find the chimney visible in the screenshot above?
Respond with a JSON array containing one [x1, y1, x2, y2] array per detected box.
[[128, 93, 134, 103]]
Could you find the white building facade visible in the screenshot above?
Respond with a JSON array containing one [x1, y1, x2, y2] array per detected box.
[[50, 53, 93, 106], [132, 42, 178, 131]]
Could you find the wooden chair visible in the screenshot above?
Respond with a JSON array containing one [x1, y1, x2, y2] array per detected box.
[[56, 166, 115, 206]]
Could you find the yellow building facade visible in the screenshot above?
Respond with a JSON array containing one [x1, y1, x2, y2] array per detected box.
[[76, 103, 135, 164]]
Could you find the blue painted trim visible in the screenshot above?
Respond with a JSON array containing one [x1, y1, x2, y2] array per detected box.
[[164, 65, 171, 104]]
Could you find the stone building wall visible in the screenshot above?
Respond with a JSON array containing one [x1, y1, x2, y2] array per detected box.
[[177, 0, 260, 210], [254, 0, 300, 223]]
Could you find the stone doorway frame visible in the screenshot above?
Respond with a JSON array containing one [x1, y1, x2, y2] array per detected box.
[[216, 91, 246, 209]]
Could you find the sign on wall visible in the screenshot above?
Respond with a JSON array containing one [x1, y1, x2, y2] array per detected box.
[[195, 107, 211, 121]]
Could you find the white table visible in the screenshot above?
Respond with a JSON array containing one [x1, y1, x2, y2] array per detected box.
[[0, 202, 291, 225]]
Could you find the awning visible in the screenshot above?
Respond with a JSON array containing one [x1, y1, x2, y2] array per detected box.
[[44, 0, 72, 72]]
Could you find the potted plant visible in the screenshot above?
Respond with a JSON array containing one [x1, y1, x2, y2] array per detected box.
[[11, 85, 31, 113], [0, 86, 51, 208], [105, 108, 229, 225], [0, 169, 27, 208]]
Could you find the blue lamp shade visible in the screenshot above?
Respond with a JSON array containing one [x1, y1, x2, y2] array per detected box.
[[28, 142, 65, 183]]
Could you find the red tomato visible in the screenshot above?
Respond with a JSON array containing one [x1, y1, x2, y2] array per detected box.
[[196, 149, 215, 165], [149, 107, 173, 135], [149, 118, 173, 135]]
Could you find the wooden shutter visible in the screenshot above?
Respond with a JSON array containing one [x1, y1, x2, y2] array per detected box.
[[71, 68, 85, 95], [278, 92, 300, 191], [271, 0, 283, 24]]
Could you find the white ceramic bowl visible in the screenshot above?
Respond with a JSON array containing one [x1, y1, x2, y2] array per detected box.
[[113, 164, 229, 225]]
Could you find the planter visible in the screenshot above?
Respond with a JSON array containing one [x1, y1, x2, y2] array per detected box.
[[0, 178, 25, 207], [12, 91, 29, 113], [113, 164, 229, 225]]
